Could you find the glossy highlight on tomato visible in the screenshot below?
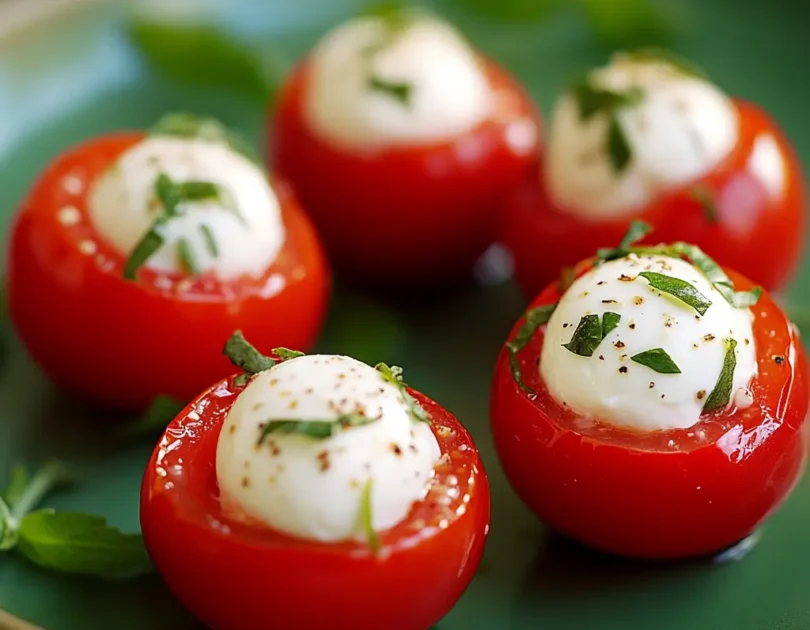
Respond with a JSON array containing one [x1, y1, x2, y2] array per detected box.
[[270, 58, 540, 288], [490, 266, 808, 560], [141, 376, 490, 630], [6, 133, 330, 411], [503, 100, 805, 298]]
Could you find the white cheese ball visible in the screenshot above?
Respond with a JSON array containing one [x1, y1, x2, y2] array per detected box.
[[216, 355, 441, 543], [546, 53, 739, 219], [89, 136, 285, 280], [304, 14, 491, 151], [540, 255, 757, 431]]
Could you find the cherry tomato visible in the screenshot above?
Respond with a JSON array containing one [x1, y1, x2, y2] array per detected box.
[[141, 376, 490, 630], [491, 265, 808, 560], [503, 100, 805, 298], [6, 133, 330, 411], [270, 59, 540, 288]]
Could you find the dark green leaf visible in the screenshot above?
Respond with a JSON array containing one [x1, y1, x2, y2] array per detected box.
[[631, 348, 681, 374], [151, 112, 260, 163], [257, 414, 380, 444], [223, 330, 277, 378], [176, 238, 199, 276], [273, 348, 305, 360], [623, 48, 708, 80], [703, 338, 737, 412], [689, 185, 719, 223], [3, 464, 30, 510], [123, 230, 164, 281], [0, 496, 17, 551], [17, 510, 153, 577], [562, 314, 604, 357], [128, 20, 275, 108], [374, 363, 429, 424], [607, 114, 633, 172], [359, 478, 379, 555], [596, 220, 652, 263], [602, 312, 622, 337], [177, 181, 222, 202], [571, 80, 644, 121], [154, 172, 183, 217], [200, 224, 219, 258], [638, 271, 712, 316], [367, 75, 413, 105], [118, 396, 186, 441], [506, 304, 557, 393]]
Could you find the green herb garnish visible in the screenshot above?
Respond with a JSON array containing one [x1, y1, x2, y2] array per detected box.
[[703, 338, 737, 412], [223, 331, 304, 387], [258, 414, 379, 445], [562, 312, 621, 357], [375, 363, 430, 424], [359, 477, 379, 556], [274, 348, 305, 360], [597, 219, 652, 263], [607, 115, 633, 171], [622, 48, 708, 79], [151, 112, 260, 163], [631, 348, 681, 374], [689, 185, 719, 223], [200, 224, 219, 257], [176, 238, 199, 275], [367, 75, 413, 105], [506, 304, 557, 393], [638, 271, 712, 316], [359, 2, 415, 106]]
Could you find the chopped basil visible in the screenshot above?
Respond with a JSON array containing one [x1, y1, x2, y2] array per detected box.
[[151, 112, 260, 163], [630, 348, 681, 374], [562, 312, 621, 357], [274, 348, 305, 360], [199, 224, 219, 258], [689, 185, 719, 223], [224, 330, 278, 385], [176, 238, 199, 276], [607, 114, 633, 172], [257, 414, 379, 445], [596, 220, 652, 263], [367, 75, 413, 105], [638, 271, 712, 316], [703, 338, 737, 412], [359, 477, 380, 556], [506, 304, 557, 393], [623, 48, 708, 80], [374, 363, 429, 424]]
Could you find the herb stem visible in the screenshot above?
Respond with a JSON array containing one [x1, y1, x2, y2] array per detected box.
[[10, 462, 71, 523]]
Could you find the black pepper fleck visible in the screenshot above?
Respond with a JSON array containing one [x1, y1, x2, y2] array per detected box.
[[614, 341, 625, 348], [773, 355, 785, 365], [619, 274, 633, 281], [619, 366, 628, 374], [649, 382, 655, 388], [696, 390, 706, 400]]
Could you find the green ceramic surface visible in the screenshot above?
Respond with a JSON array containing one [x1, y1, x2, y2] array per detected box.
[[0, 1, 809, 629]]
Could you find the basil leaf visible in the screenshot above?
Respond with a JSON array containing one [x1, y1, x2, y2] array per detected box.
[[722, 286, 763, 309], [622, 48, 707, 80], [151, 112, 260, 163], [367, 75, 413, 105], [571, 81, 644, 121], [602, 312, 622, 337], [607, 114, 633, 172], [703, 339, 737, 412], [3, 464, 30, 509], [258, 414, 379, 445], [273, 348, 305, 360], [597, 220, 652, 263], [689, 185, 719, 223], [118, 396, 186, 441], [374, 363, 429, 424], [631, 348, 681, 374], [359, 478, 380, 556], [17, 510, 153, 577], [176, 238, 199, 276], [506, 304, 557, 393], [638, 271, 712, 316], [563, 314, 603, 357], [128, 20, 275, 108], [223, 330, 277, 378], [0, 496, 17, 551], [177, 181, 222, 202], [123, 230, 164, 281], [200, 224, 219, 258]]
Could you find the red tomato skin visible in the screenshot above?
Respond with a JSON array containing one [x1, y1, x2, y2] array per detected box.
[[6, 134, 330, 412], [141, 377, 490, 630], [270, 58, 541, 287], [503, 100, 806, 298], [491, 268, 808, 560]]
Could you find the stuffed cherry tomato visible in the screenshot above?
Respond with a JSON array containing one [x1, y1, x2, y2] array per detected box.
[[6, 114, 329, 411], [503, 50, 805, 298], [270, 7, 540, 287], [491, 224, 808, 560], [141, 333, 489, 630]]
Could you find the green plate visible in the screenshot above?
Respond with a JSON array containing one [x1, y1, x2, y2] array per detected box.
[[1, 1, 809, 629]]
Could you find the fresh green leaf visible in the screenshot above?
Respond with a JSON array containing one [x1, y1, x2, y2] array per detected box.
[[3, 464, 30, 509], [580, 0, 680, 49], [0, 496, 17, 551], [367, 75, 413, 105], [689, 185, 719, 223], [571, 80, 644, 121], [177, 181, 222, 202], [258, 414, 379, 444], [154, 172, 183, 217], [359, 477, 379, 555], [623, 48, 707, 79], [176, 238, 200, 276], [123, 230, 164, 281], [602, 311, 622, 337], [128, 20, 275, 108], [596, 220, 652, 263], [9, 462, 73, 523], [200, 224, 219, 258], [118, 396, 186, 441], [374, 363, 430, 424], [273, 348, 305, 361], [506, 304, 557, 393], [151, 112, 260, 163], [638, 271, 712, 316], [631, 348, 681, 374], [562, 314, 604, 357], [607, 114, 633, 172], [17, 510, 153, 577], [223, 331, 277, 383], [703, 338, 737, 412]]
